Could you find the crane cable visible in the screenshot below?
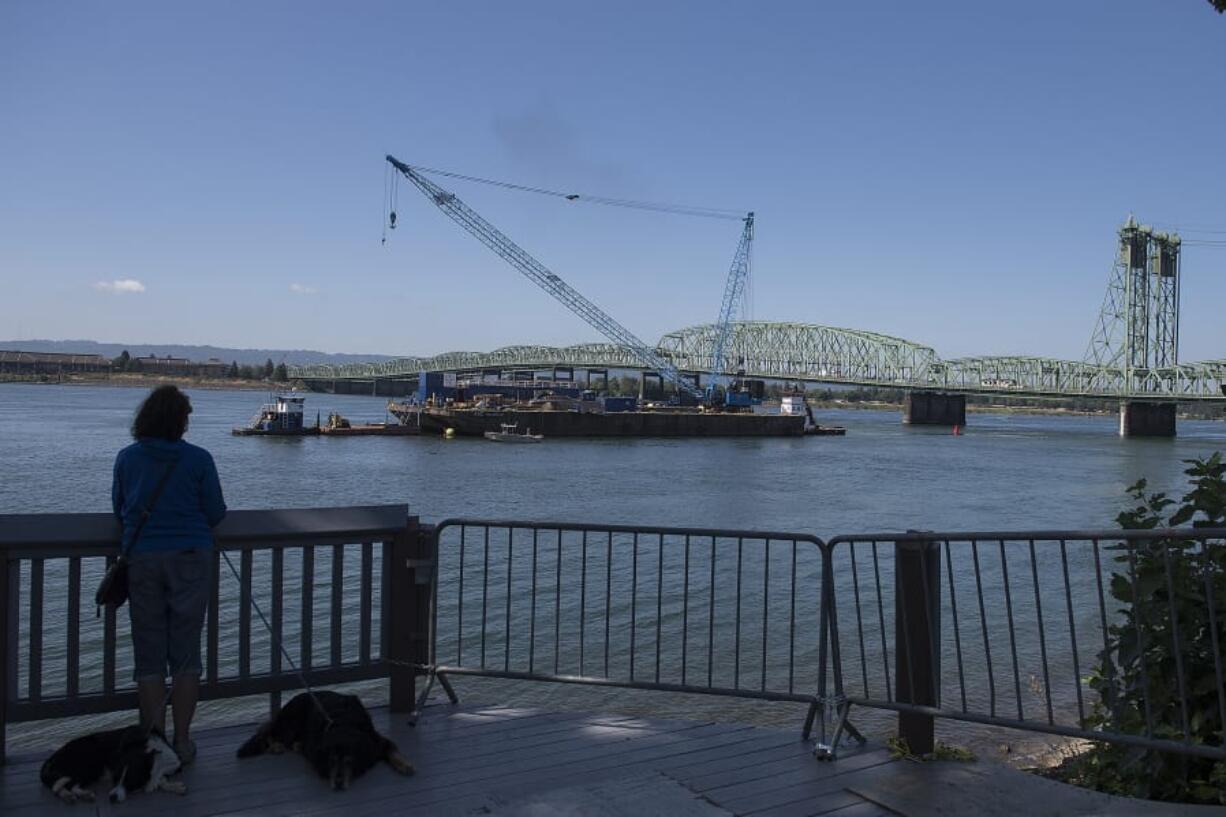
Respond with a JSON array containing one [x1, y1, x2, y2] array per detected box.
[[1150, 222, 1226, 247], [406, 163, 747, 221]]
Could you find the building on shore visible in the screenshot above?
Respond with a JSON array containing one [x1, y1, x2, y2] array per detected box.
[[0, 350, 111, 375], [132, 355, 229, 377]]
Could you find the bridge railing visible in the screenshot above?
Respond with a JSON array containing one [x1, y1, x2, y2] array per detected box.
[[0, 506, 430, 764], [824, 528, 1226, 761]]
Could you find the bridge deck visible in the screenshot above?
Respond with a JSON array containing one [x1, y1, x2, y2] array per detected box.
[[2, 704, 1215, 816]]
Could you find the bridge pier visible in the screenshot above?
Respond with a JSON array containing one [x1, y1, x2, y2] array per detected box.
[[640, 372, 665, 401], [1119, 401, 1177, 437], [903, 392, 966, 427], [586, 368, 608, 390]]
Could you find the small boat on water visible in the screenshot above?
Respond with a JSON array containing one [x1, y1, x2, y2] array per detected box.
[[780, 390, 847, 436], [483, 423, 543, 443], [233, 394, 319, 436]]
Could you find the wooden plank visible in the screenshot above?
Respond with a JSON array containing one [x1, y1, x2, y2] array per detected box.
[[356, 770, 737, 817], [703, 747, 891, 797], [1, 556, 16, 765], [27, 561, 42, 703], [66, 558, 80, 698], [399, 711, 627, 746], [817, 803, 896, 817], [102, 556, 116, 696], [711, 752, 893, 815], [238, 550, 252, 681], [330, 544, 343, 667], [359, 542, 372, 666], [301, 546, 313, 673], [659, 734, 810, 778], [405, 708, 579, 738], [207, 550, 220, 684], [750, 795, 891, 817], [270, 547, 282, 715], [0, 506, 408, 549], [675, 746, 841, 792], [743, 789, 865, 817]]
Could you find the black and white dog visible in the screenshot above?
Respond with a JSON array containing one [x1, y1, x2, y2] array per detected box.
[[237, 691, 414, 790], [40, 725, 185, 804]]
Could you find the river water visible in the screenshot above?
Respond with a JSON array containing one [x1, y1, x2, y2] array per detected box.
[[3, 383, 1224, 759]]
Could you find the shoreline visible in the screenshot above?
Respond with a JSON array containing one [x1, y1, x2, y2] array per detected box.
[[0, 373, 287, 392], [4, 377, 1221, 422]]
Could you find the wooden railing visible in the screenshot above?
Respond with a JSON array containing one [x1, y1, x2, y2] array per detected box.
[[0, 505, 434, 764]]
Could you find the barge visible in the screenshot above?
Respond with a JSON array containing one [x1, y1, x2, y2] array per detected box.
[[384, 382, 844, 439], [319, 411, 420, 436], [409, 405, 807, 437]]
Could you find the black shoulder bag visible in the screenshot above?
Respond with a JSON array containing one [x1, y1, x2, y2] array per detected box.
[[96, 459, 179, 616]]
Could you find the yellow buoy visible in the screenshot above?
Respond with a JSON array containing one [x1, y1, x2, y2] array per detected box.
[[444, 428, 456, 439]]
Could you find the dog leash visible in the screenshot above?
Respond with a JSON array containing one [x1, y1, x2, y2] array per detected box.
[[217, 548, 334, 729]]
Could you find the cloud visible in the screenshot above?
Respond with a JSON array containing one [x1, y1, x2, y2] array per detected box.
[[94, 279, 146, 294], [290, 283, 318, 295]]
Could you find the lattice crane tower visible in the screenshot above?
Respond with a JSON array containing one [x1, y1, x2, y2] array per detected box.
[[1085, 215, 1181, 377]]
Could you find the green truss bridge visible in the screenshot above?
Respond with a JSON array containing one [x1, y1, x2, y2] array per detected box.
[[290, 319, 1226, 401]]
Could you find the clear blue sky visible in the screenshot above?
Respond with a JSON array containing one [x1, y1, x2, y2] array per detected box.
[[3, 1, 1223, 361]]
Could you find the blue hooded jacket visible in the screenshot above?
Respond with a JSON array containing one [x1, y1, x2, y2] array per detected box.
[[112, 438, 227, 553]]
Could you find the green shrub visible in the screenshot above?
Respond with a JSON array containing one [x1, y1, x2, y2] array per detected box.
[[1070, 453, 1226, 804]]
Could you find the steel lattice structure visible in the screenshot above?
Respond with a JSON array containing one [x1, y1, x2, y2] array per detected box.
[[1086, 216, 1183, 372], [657, 321, 939, 386], [289, 321, 1225, 401]]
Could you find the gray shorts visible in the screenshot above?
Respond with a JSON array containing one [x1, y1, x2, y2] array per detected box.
[[127, 548, 212, 683]]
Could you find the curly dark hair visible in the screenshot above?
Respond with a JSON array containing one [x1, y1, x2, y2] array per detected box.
[[132, 385, 192, 440]]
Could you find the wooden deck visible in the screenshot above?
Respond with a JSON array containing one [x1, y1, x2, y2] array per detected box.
[[2, 704, 1220, 817]]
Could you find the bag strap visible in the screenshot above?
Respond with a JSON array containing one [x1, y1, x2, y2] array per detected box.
[[121, 459, 180, 558]]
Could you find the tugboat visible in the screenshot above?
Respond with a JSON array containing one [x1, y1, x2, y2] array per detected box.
[[780, 389, 846, 436], [232, 394, 320, 436], [483, 422, 543, 443]]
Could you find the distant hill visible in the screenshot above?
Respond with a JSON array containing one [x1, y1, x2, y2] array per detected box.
[[0, 340, 396, 367]]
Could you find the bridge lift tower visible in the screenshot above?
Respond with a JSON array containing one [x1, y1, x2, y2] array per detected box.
[[1085, 215, 1183, 435]]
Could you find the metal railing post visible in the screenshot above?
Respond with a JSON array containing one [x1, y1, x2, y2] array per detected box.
[[388, 517, 434, 712], [895, 536, 940, 755], [0, 553, 12, 766]]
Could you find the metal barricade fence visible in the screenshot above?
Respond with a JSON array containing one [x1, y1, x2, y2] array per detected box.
[[824, 529, 1226, 761], [422, 519, 834, 739]]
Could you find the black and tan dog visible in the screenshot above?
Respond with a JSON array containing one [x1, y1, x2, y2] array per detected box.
[[237, 690, 414, 790], [40, 725, 185, 804]]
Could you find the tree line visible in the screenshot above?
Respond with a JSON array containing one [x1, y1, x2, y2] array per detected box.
[[111, 350, 289, 382]]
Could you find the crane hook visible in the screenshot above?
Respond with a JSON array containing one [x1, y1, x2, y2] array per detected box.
[[389, 210, 397, 229]]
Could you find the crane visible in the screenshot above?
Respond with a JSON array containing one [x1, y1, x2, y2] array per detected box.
[[706, 213, 753, 404], [386, 155, 709, 399]]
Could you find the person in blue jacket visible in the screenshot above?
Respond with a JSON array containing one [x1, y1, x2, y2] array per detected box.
[[112, 385, 226, 764]]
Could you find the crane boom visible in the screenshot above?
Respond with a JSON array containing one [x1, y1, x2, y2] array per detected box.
[[387, 155, 703, 399], [707, 213, 753, 401]]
